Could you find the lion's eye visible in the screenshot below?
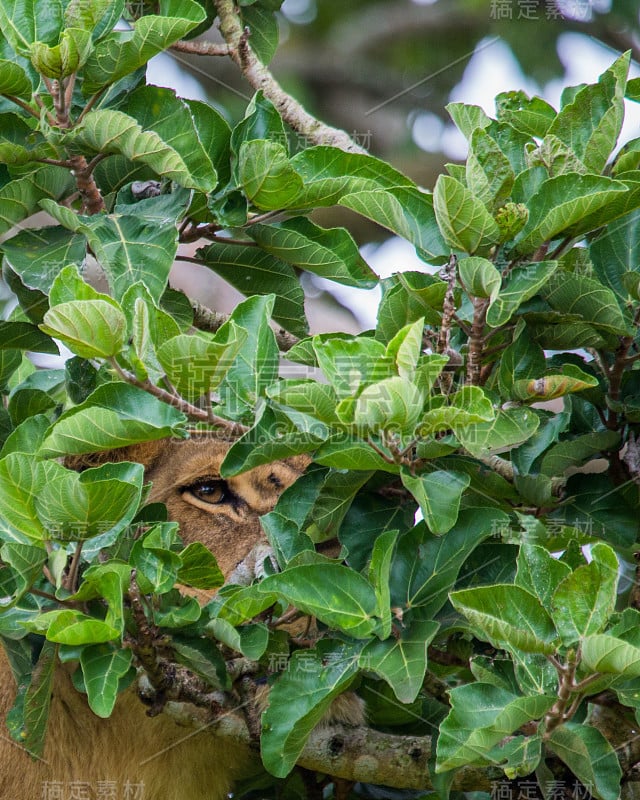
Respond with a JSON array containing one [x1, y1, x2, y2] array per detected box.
[[182, 478, 228, 505]]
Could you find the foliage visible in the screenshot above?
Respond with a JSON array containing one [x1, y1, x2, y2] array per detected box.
[[1, 2, 640, 798]]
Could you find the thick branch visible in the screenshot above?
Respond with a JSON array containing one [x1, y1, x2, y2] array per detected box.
[[164, 704, 498, 791], [213, 0, 367, 154]]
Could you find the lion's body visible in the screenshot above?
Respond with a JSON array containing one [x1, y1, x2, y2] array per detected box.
[[0, 439, 308, 800], [0, 647, 247, 800]]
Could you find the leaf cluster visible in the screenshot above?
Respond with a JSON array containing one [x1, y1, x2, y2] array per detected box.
[[2, 4, 640, 797]]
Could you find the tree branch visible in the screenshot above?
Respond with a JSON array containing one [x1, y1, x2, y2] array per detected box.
[[163, 703, 499, 791], [189, 297, 300, 352], [172, 39, 230, 57], [213, 0, 367, 154]]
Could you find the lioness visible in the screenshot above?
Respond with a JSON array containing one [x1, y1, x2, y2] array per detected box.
[[0, 438, 331, 800]]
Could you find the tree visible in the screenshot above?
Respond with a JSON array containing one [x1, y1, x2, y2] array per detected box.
[[2, 1, 640, 798]]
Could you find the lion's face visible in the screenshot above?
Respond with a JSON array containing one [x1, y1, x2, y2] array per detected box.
[[88, 438, 308, 578]]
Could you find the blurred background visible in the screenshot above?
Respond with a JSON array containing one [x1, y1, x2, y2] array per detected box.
[[151, 0, 640, 332]]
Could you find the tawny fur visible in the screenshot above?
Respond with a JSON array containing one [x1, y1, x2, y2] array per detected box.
[[0, 439, 310, 800]]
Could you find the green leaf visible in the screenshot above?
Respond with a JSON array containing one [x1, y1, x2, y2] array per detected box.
[[554, 472, 636, 549], [360, 619, 438, 703], [0, 454, 65, 541], [436, 683, 554, 771], [288, 146, 415, 208], [157, 323, 247, 401], [68, 108, 212, 191], [511, 409, 570, 474], [497, 325, 546, 397], [515, 544, 571, 608], [177, 542, 224, 590], [390, 508, 505, 617], [205, 619, 268, 662], [353, 376, 425, 433], [30, 27, 92, 79], [546, 724, 621, 800], [581, 634, 640, 677], [267, 380, 339, 426], [259, 467, 323, 566], [496, 91, 556, 138], [0, 112, 51, 166], [2, 226, 85, 300], [0, 322, 57, 354], [400, 469, 470, 535], [82, 0, 206, 93], [239, 139, 303, 209], [215, 294, 279, 417], [0, 166, 73, 237], [0, 0, 64, 54], [486, 261, 558, 328], [540, 430, 620, 476], [0, 542, 45, 603], [124, 85, 220, 193], [241, 2, 279, 64], [131, 523, 182, 594], [16, 639, 56, 760], [247, 217, 377, 288], [35, 461, 145, 542], [261, 642, 360, 777], [541, 272, 632, 336], [339, 186, 449, 261], [172, 635, 228, 688], [590, 208, 640, 304], [367, 529, 397, 639], [7, 389, 56, 427], [41, 200, 179, 304], [376, 274, 447, 341], [196, 243, 307, 337], [0, 59, 33, 98], [466, 127, 514, 210], [230, 91, 286, 157], [547, 53, 629, 175], [80, 644, 132, 718], [39, 300, 127, 359], [67, 565, 129, 633], [37, 610, 119, 645], [258, 563, 379, 638], [450, 585, 558, 654], [457, 407, 539, 457], [314, 436, 400, 473], [313, 336, 391, 400], [385, 318, 425, 381], [551, 543, 618, 644], [446, 102, 492, 139], [458, 256, 501, 299], [433, 175, 500, 254], [305, 469, 373, 543], [511, 174, 628, 257], [38, 383, 187, 457]]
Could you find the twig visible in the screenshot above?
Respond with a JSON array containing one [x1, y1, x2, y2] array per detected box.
[[4, 94, 40, 119], [109, 357, 248, 435]]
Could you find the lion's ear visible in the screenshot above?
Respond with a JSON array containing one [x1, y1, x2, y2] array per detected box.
[[64, 440, 168, 472]]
